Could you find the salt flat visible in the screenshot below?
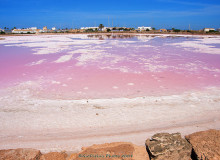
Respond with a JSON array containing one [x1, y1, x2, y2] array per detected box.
[[0, 34, 220, 152]]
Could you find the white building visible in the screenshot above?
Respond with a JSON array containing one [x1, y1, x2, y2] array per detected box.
[[138, 26, 152, 31], [52, 27, 56, 31], [204, 28, 215, 32], [81, 27, 99, 30], [12, 29, 34, 34], [30, 27, 37, 30], [12, 27, 40, 34]]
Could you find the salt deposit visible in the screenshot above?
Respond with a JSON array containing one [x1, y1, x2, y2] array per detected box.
[[0, 34, 220, 152]]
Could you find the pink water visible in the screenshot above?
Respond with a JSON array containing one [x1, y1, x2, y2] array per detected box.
[[0, 34, 220, 99]]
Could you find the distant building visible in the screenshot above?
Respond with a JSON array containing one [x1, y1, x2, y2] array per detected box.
[[159, 29, 167, 32], [137, 26, 152, 31], [204, 28, 215, 32], [43, 26, 47, 31], [12, 27, 40, 34], [12, 29, 33, 34], [52, 27, 56, 31], [217, 28, 220, 32], [30, 27, 37, 30], [39, 26, 48, 33], [12, 29, 35, 34], [81, 27, 99, 31]]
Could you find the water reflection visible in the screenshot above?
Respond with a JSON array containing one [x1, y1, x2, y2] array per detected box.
[[87, 34, 156, 40], [87, 34, 191, 40]]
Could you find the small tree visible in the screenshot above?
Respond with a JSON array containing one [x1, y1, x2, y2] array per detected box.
[[86, 29, 94, 32], [99, 24, 104, 30], [209, 30, 216, 33], [0, 30, 5, 34], [173, 29, 181, 32], [146, 29, 150, 31]]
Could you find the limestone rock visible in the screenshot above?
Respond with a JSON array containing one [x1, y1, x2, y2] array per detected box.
[[185, 129, 220, 160], [68, 142, 149, 160], [0, 148, 41, 160], [145, 132, 192, 160], [40, 152, 67, 160]]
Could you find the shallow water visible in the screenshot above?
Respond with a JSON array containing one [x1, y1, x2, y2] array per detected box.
[[0, 34, 220, 99], [0, 34, 220, 151]]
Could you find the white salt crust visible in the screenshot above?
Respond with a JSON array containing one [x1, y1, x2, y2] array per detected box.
[[0, 81, 220, 151]]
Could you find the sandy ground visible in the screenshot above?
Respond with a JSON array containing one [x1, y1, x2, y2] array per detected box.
[[0, 85, 220, 153]]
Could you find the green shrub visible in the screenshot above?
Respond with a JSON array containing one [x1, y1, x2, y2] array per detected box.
[[85, 29, 94, 32], [173, 29, 181, 32], [107, 28, 111, 32], [209, 30, 217, 33]]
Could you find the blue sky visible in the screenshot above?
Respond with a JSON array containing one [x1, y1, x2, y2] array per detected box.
[[0, 0, 219, 30]]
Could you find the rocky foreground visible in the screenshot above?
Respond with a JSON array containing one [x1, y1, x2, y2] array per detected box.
[[0, 129, 219, 160]]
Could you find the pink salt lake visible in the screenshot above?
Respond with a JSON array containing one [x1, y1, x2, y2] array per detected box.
[[0, 34, 220, 99]]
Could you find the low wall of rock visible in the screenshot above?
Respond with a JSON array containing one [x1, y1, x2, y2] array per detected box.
[[0, 129, 219, 160]]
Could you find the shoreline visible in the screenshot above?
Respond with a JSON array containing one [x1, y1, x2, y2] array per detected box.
[[1, 32, 220, 37], [0, 87, 220, 152]]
